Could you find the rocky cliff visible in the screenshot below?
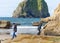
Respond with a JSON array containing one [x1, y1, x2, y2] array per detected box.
[[40, 4, 60, 36], [12, 0, 50, 18]]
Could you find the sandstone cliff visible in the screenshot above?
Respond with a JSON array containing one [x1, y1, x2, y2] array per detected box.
[[40, 3, 60, 36], [12, 0, 50, 18]]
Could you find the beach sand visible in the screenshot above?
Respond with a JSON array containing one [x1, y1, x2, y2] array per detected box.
[[0, 26, 38, 43], [0, 34, 11, 43]]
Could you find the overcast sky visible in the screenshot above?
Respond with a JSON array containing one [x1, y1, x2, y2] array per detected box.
[[0, 0, 60, 17]]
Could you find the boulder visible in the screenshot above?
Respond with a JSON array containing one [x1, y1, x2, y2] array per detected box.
[[12, 0, 50, 18], [0, 20, 11, 29], [41, 21, 60, 36], [32, 22, 39, 26]]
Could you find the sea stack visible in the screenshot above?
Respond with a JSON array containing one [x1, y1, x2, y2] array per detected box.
[[12, 0, 50, 18]]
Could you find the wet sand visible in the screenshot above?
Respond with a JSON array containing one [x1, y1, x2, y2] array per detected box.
[[0, 26, 38, 43], [0, 34, 11, 43]]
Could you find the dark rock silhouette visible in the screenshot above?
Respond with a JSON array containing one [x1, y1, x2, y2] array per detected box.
[[12, 0, 50, 18]]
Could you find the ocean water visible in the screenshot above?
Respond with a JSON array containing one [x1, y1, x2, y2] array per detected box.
[[0, 17, 40, 26], [0, 17, 40, 34]]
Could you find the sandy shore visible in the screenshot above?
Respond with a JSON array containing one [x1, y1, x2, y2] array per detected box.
[[0, 34, 11, 43], [0, 26, 38, 43]]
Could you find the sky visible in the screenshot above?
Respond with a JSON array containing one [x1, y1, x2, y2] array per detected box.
[[0, 0, 60, 17]]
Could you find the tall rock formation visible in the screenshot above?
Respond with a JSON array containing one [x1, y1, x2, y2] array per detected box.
[[12, 0, 50, 18], [40, 3, 60, 36]]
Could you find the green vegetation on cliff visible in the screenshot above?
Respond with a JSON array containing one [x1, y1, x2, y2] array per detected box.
[[12, 0, 50, 18]]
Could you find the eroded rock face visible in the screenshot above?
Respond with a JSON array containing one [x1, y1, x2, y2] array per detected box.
[[12, 0, 50, 18], [0, 20, 11, 29], [40, 3, 60, 36], [41, 21, 60, 36], [53, 4, 60, 21]]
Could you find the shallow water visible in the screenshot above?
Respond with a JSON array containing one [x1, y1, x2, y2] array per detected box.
[[0, 17, 40, 35], [0, 26, 39, 35]]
